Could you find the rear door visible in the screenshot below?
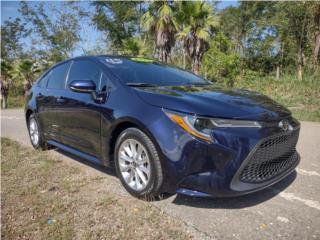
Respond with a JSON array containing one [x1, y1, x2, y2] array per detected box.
[[37, 61, 71, 142]]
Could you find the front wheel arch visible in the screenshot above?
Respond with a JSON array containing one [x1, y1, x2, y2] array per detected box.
[[114, 127, 164, 199], [108, 118, 167, 168]]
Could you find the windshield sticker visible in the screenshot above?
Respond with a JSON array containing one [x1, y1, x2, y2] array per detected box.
[[105, 58, 123, 64], [130, 57, 154, 63]]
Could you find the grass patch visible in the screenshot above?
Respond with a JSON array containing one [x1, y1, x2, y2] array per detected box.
[[1, 138, 191, 240], [235, 74, 320, 122]]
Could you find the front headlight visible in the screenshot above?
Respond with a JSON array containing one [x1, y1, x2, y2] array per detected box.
[[163, 109, 261, 143]]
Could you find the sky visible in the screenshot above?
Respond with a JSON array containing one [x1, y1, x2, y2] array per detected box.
[[1, 1, 238, 56]]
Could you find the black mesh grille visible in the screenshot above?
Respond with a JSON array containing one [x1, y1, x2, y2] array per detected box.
[[240, 129, 299, 183]]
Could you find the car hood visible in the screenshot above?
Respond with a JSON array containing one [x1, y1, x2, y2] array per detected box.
[[133, 84, 291, 121]]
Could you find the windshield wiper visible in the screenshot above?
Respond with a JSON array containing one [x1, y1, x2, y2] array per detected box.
[[126, 83, 158, 87], [185, 82, 211, 86]]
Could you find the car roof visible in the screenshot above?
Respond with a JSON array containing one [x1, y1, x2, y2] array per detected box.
[[52, 55, 153, 68]]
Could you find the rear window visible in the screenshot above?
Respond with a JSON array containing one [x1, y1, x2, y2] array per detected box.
[[99, 57, 208, 86], [47, 62, 70, 89]]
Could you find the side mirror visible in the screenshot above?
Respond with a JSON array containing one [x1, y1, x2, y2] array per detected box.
[[69, 80, 96, 93]]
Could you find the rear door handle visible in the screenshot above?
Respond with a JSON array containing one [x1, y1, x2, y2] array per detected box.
[[56, 96, 66, 103]]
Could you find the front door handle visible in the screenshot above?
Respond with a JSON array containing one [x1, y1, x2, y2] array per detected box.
[[56, 96, 66, 103]]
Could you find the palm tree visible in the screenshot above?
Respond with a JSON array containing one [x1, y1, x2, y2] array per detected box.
[[176, 1, 219, 74], [10, 59, 42, 95], [122, 37, 149, 57], [141, 1, 179, 63]]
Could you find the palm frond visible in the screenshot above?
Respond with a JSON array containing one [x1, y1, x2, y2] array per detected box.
[[141, 11, 155, 31], [196, 28, 210, 41]]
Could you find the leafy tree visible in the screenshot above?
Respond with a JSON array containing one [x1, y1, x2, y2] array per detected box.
[[15, 59, 42, 87], [141, 1, 179, 63], [219, 2, 320, 79], [176, 1, 219, 74], [309, 4, 320, 71], [19, 1, 81, 61], [121, 37, 152, 57], [92, 1, 142, 53], [203, 33, 240, 86], [1, 18, 29, 108], [1, 18, 28, 60]]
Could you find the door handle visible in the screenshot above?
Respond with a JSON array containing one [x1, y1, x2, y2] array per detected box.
[[56, 96, 66, 103]]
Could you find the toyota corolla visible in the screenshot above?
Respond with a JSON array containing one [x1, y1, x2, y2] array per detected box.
[[25, 56, 300, 199]]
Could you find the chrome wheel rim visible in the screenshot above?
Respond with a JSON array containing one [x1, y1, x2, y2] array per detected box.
[[118, 139, 151, 191], [29, 118, 39, 146]]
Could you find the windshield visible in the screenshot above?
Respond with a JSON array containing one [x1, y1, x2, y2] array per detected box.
[[99, 57, 208, 86]]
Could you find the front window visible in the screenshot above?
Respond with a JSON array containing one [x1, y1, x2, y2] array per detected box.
[[67, 60, 101, 89], [99, 57, 209, 87]]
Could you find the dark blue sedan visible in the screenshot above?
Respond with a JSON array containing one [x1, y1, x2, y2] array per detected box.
[[25, 56, 300, 199]]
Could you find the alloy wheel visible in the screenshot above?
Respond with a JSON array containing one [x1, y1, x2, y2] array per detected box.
[[118, 139, 151, 191], [29, 118, 39, 146]]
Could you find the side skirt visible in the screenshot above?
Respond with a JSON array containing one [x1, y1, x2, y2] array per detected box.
[[47, 140, 102, 165]]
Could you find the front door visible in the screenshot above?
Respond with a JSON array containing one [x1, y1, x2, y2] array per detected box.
[[58, 59, 104, 158]]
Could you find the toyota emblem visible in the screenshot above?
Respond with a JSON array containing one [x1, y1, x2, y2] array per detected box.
[[279, 120, 291, 131]]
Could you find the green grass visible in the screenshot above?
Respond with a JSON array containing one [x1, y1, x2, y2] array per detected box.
[[1, 138, 192, 240], [234, 74, 320, 122]]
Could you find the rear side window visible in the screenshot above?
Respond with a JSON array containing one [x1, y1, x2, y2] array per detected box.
[[67, 60, 101, 88], [47, 62, 70, 89], [38, 70, 51, 88]]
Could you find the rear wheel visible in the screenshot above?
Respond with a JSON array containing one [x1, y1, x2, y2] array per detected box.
[[114, 128, 163, 200], [28, 114, 47, 150]]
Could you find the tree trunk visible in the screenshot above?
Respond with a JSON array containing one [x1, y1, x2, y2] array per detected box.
[[297, 64, 303, 81], [193, 58, 201, 75], [183, 49, 186, 70], [312, 5, 320, 70], [1, 80, 9, 109], [313, 33, 320, 69], [297, 47, 304, 80], [276, 65, 280, 80], [158, 48, 169, 63], [158, 48, 163, 62], [2, 95, 8, 109]]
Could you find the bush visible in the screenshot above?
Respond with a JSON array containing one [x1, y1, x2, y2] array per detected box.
[[202, 33, 241, 86]]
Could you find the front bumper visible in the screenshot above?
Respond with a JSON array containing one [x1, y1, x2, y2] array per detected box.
[[177, 126, 300, 197], [149, 113, 300, 197], [177, 152, 299, 197]]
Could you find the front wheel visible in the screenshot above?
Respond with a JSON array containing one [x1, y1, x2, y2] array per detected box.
[[114, 128, 164, 200]]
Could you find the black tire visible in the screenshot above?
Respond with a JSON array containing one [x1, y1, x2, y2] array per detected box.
[[27, 113, 47, 150], [114, 128, 164, 200]]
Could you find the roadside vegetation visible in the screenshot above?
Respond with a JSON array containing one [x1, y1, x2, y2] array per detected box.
[[236, 74, 320, 122], [1, 138, 192, 240], [1, 1, 319, 121]]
